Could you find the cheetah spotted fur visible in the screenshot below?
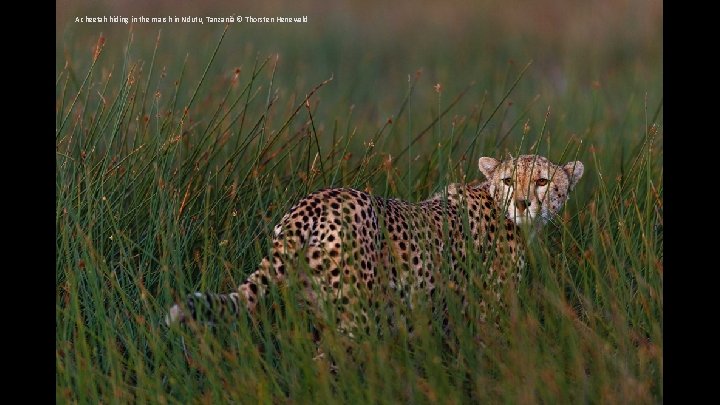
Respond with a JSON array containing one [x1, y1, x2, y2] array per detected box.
[[166, 155, 584, 334]]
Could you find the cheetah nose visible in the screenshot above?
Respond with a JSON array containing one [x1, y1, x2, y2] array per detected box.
[[515, 199, 530, 213]]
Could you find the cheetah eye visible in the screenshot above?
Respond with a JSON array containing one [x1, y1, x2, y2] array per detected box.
[[502, 178, 512, 186], [535, 178, 549, 187]]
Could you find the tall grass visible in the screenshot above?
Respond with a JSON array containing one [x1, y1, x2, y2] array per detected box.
[[56, 23, 662, 403]]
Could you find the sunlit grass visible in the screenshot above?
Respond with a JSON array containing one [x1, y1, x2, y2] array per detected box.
[[56, 22, 662, 403]]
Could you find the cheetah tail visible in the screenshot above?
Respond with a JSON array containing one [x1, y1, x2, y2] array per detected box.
[[165, 291, 243, 326]]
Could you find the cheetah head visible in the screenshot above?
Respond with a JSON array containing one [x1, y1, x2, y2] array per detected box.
[[478, 154, 584, 226]]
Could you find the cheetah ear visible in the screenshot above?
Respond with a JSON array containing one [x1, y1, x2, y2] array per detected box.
[[562, 161, 584, 189], [478, 157, 501, 178]]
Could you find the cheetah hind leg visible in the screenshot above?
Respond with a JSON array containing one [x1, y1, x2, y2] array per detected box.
[[310, 324, 363, 375], [311, 327, 340, 374]]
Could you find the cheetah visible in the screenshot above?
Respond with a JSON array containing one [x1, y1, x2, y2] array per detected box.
[[166, 154, 584, 334]]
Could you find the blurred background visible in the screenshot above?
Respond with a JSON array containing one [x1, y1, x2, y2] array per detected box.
[[57, 0, 662, 158]]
